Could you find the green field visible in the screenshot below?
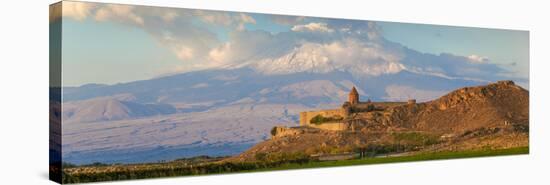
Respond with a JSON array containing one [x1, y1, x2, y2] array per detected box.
[[254, 146, 529, 171], [62, 147, 528, 183]]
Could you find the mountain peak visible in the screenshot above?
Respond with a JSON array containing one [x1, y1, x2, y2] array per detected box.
[[249, 42, 405, 77]]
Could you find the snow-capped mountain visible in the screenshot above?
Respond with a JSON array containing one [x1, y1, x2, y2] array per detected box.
[[60, 43, 527, 164], [250, 41, 405, 77], [61, 64, 491, 164]]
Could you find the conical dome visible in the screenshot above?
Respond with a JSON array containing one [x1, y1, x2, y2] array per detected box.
[[349, 86, 359, 104]]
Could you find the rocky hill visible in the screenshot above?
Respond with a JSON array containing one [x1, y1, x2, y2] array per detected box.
[[383, 80, 529, 132], [228, 81, 529, 162]]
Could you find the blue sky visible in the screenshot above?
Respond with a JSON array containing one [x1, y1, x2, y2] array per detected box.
[[378, 22, 528, 77], [56, 1, 529, 87]]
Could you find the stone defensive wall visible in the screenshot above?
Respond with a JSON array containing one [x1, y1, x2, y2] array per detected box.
[[307, 122, 348, 131]]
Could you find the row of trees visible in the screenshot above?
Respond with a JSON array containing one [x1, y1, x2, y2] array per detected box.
[[254, 152, 310, 163], [61, 132, 442, 183], [62, 154, 312, 183]]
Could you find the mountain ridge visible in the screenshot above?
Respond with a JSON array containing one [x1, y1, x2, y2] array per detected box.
[[63, 96, 176, 123], [62, 67, 486, 105]]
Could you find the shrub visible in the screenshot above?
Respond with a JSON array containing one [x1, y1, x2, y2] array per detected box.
[[255, 153, 267, 161], [62, 162, 77, 168], [255, 152, 310, 163], [310, 115, 343, 125]]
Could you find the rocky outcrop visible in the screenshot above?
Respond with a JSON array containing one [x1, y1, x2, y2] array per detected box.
[[230, 81, 529, 162], [417, 80, 528, 132], [271, 126, 306, 138], [344, 80, 529, 133]]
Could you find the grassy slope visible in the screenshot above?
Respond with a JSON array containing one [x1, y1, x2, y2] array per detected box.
[[251, 147, 529, 172], [62, 147, 528, 183]]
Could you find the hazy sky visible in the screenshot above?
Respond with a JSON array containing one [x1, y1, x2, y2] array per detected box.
[[56, 1, 529, 87]]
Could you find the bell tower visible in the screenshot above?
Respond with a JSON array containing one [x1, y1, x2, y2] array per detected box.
[[349, 86, 359, 105]]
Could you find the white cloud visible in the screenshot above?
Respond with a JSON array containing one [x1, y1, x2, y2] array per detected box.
[[237, 13, 256, 30], [161, 11, 178, 22], [132, 7, 181, 23], [207, 43, 233, 67], [194, 10, 256, 30], [321, 39, 402, 66], [206, 30, 288, 68], [195, 10, 233, 25], [174, 45, 194, 60], [95, 4, 144, 26], [291, 22, 334, 33], [59, 2, 513, 83], [60, 2, 180, 25], [398, 51, 504, 82], [253, 38, 405, 76], [239, 13, 256, 24], [61, 1, 95, 21], [150, 11, 257, 65], [366, 22, 382, 40], [467, 54, 490, 63], [154, 27, 219, 64]]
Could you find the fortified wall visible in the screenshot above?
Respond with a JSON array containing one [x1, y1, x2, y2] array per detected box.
[[297, 86, 413, 131], [308, 122, 348, 131]]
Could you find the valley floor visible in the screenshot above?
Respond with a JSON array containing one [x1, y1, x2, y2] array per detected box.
[[60, 146, 528, 183]]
